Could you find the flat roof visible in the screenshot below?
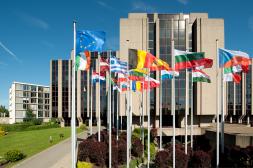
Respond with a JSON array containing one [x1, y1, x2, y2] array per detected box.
[[13, 81, 49, 88]]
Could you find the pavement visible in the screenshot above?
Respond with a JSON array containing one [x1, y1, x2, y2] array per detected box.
[[14, 127, 98, 168]]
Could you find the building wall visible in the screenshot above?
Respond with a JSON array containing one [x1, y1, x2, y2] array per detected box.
[[119, 13, 225, 129], [9, 82, 50, 124]]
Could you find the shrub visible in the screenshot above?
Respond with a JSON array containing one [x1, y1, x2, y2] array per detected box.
[[0, 130, 6, 137], [4, 150, 26, 162], [132, 138, 143, 157], [32, 118, 43, 125], [0, 122, 34, 132], [77, 161, 93, 168], [79, 124, 87, 131], [194, 135, 212, 152], [23, 123, 59, 131], [118, 139, 127, 165], [145, 142, 156, 161], [154, 150, 170, 168], [189, 150, 211, 168]]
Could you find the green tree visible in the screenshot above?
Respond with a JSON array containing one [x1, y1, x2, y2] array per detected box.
[[0, 105, 9, 117], [23, 108, 35, 122]]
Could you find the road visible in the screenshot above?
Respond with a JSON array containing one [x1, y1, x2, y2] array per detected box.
[[14, 127, 97, 168]]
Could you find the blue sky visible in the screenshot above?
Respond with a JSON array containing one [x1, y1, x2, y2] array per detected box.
[[0, 0, 253, 107]]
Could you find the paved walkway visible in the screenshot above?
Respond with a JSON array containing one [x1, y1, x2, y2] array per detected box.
[[14, 127, 98, 168]]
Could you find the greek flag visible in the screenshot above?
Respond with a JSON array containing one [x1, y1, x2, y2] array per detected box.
[[110, 57, 127, 73]]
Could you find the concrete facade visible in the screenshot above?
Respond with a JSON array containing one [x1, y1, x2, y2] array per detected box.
[[119, 13, 225, 133], [9, 82, 50, 124]]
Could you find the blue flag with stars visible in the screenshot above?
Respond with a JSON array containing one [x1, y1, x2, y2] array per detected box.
[[76, 30, 105, 54]]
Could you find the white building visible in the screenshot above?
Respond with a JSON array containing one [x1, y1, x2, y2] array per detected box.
[[9, 82, 50, 124]]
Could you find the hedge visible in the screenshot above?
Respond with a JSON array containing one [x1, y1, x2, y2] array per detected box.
[[0, 123, 59, 132]]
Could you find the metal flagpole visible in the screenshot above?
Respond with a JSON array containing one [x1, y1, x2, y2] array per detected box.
[[221, 69, 225, 153], [108, 53, 112, 168], [112, 87, 115, 128], [127, 63, 130, 168], [98, 53, 101, 142], [171, 18, 176, 168], [90, 69, 93, 135], [159, 72, 163, 150], [216, 39, 220, 167], [190, 70, 193, 149], [147, 69, 150, 168], [142, 81, 145, 158], [185, 69, 189, 154], [116, 90, 119, 141], [71, 21, 77, 168], [87, 69, 90, 119]]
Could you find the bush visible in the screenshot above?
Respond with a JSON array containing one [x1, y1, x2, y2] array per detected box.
[[23, 123, 59, 131], [189, 150, 211, 168], [145, 142, 156, 161], [79, 124, 87, 131], [4, 150, 26, 162], [154, 150, 170, 168], [32, 118, 43, 125], [118, 139, 127, 165], [0, 130, 6, 137], [77, 161, 93, 168], [0, 122, 34, 132], [132, 138, 143, 157]]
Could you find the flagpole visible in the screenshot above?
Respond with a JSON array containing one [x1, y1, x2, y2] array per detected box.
[[71, 21, 77, 168], [159, 72, 163, 150], [190, 70, 193, 150], [90, 69, 93, 135], [171, 18, 176, 168], [87, 69, 90, 119], [142, 81, 145, 158], [98, 53, 101, 142], [112, 87, 115, 128], [108, 52, 112, 168], [147, 68, 150, 168], [127, 63, 130, 168], [116, 90, 119, 141], [221, 69, 225, 153], [185, 69, 189, 154], [216, 39, 220, 167]]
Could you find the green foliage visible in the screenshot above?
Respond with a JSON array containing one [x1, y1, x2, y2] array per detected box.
[[0, 122, 59, 132], [0, 122, 34, 132], [129, 158, 142, 168], [132, 128, 147, 140], [4, 150, 26, 162], [77, 161, 93, 168], [145, 142, 157, 161], [79, 124, 87, 131], [49, 118, 60, 125], [0, 156, 8, 166], [0, 127, 7, 137], [0, 105, 9, 117], [23, 109, 35, 122]]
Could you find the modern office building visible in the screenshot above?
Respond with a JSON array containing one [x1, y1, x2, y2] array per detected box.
[[9, 82, 50, 124], [119, 13, 225, 135], [50, 51, 117, 126]]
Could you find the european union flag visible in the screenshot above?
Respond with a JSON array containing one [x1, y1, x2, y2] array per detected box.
[[76, 30, 105, 54]]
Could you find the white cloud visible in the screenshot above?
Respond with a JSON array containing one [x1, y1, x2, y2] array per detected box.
[[249, 16, 253, 32], [96, 1, 114, 10], [18, 12, 49, 30], [0, 61, 8, 66], [132, 1, 156, 12], [0, 42, 21, 63], [177, 0, 189, 5]]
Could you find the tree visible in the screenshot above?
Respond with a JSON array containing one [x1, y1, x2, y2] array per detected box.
[[0, 105, 9, 117], [23, 108, 35, 122]]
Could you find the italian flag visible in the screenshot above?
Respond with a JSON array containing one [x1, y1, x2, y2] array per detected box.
[[174, 49, 212, 70], [192, 69, 211, 83]]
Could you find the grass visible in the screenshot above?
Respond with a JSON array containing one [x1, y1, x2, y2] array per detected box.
[[0, 127, 81, 167]]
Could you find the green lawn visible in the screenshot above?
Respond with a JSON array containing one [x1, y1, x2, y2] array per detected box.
[[0, 127, 81, 159]]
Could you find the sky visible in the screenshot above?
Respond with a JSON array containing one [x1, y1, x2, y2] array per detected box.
[[0, 0, 253, 107]]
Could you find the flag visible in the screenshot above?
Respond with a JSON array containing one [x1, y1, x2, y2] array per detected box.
[[92, 71, 105, 83], [110, 57, 127, 73], [219, 48, 252, 68], [120, 81, 129, 92], [76, 30, 105, 53], [128, 69, 147, 81], [223, 67, 242, 84], [100, 57, 109, 72], [161, 69, 179, 80], [129, 49, 170, 71], [192, 69, 211, 83], [174, 49, 212, 70], [117, 73, 128, 82], [142, 76, 160, 89], [75, 51, 91, 71]]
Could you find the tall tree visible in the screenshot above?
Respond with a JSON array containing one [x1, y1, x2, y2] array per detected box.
[[0, 105, 9, 117]]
